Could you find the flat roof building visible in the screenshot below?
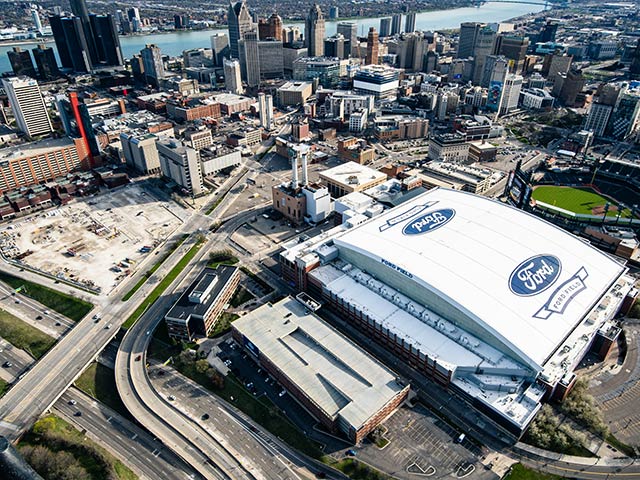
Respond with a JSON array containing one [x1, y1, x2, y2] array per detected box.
[[280, 188, 633, 436], [277, 81, 313, 106], [319, 161, 386, 198], [232, 296, 410, 443], [165, 265, 240, 341]]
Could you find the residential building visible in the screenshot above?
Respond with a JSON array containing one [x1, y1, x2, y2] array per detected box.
[[2, 76, 53, 139], [223, 58, 243, 94], [184, 128, 213, 150], [584, 102, 613, 137], [120, 132, 161, 174], [0, 137, 90, 193], [156, 138, 204, 196], [349, 108, 368, 133], [428, 133, 469, 162], [258, 93, 273, 130]]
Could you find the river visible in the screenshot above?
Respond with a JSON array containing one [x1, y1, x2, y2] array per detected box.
[[0, 1, 548, 74]]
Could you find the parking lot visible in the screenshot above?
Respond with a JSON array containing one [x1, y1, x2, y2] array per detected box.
[[0, 182, 185, 293]]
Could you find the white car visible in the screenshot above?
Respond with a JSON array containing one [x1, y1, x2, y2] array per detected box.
[[278, 390, 286, 397]]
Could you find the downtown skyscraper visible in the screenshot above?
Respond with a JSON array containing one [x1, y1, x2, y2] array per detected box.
[[305, 4, 326, 57], [228, 0, 254, 59]]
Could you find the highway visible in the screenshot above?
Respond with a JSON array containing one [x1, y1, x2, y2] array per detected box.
[[54, 388, 201, 480]]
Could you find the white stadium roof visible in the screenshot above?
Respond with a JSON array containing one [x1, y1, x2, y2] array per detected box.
[[334, 188, 626, 370]]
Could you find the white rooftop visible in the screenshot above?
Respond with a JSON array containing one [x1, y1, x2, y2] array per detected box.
[[232, 297, 406, 430], [333, 188, 626, 370], [319, 161, 386, 187]]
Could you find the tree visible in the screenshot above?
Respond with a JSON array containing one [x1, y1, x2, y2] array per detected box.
[[195, 359, 210, 374]]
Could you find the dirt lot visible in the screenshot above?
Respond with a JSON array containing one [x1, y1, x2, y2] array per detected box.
[[0, 183, 184, 294]]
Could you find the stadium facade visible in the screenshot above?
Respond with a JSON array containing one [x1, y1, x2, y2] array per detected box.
[[280, 188, 634, 436]]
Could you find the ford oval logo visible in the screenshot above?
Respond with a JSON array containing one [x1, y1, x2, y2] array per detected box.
[[402, 209, 455, 235], [509, 255, 562, 297]]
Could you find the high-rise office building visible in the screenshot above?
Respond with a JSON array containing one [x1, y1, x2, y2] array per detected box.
[[258, 93, 273, 130], [539, 21, 558, 43], [495, 35, 529, 73], [608, 87, 640, 140], [329, 7, 339, 20], [140, 44, 165, 86], [391, 14, 402, 35], [2, 76, 53, 139], [228, 0, 253, 59], [49, 15, 92, 72], [211, 33, 230, 66], [31, 8, 43, 33], [55, 92, 99, 161], [366, 27, 379, 65], [32, 44, 60, 80], [398, 33, 425, 72], [90, 14, 123, 66], [324, 35, 348, 59], [337, 22, 357, 57], [457, 22, 482, 59], [127, 7, 141, 32], [630, 39, 640, 79], [223, 58, 243, 94], [481, 55, 508, 88], [69, 0, 98, 64], [405, 12, 416, 33], [585, 103, 613, 137], [7, 48, 37, 77], [500, 73, 523, 115], [558, 69, 585, 107], [120, 132, 161, 174], [305, 4, 326, 57], [379, 18, 391, 38], [239, 31, 260, 88], [472, 26, 496, 84]]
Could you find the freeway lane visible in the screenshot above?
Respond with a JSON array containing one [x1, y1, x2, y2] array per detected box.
[[0, 166, 238, 441], [54, 388, 201, 480]]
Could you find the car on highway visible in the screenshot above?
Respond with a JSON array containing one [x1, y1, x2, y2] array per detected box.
[[35, 315, 42, 320], [105, 323, 112, 329], [135, 355, 142, 362], [43, 310, 50, 315], [92, 313, 100, 320], [68, 400, 77, 405], [201, 413, 210, 420], [55, 321, 61, 326], [3, 361, 12, 368], [167, 395, 175, 401], [346, 449, 357, 457], [278, 390, 286, 397], [74, 411, 82, 417]]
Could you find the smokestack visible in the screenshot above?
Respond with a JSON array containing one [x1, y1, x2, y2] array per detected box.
[[290, 149, 299, 188], [301, 148, 308, 186]]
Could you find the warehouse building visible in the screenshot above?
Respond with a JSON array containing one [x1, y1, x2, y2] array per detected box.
[[232, 296, 410, 443]]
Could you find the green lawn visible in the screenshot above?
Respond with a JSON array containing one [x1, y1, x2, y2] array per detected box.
[[175, 360, 323, 459], [330, 458, 391, 480], [0, 309, 56, 358], [19, 415, 138, 480], [121, 237, 205, 330], [75, 362, 133, 421], [208, 312, 240, 338], [504, 463, 561, 480], [229, 286, 254, 308], [121, 234, 189, 301], [0, 378, 7, 398], [532, 186, 632, 218], [0, 271, 93, 321]]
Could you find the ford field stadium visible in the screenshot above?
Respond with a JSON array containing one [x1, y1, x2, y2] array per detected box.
[[280, 188, 634, 436]]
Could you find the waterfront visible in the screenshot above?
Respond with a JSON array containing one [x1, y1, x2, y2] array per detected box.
[[0, 1, 547, 74]]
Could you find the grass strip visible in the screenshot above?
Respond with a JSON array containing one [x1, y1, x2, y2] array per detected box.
[[75, 362, 133, 421], [329, 458, 391, 480], [19, 414, 138, 480], [504, 463, 561, 480], [0, 271, 93, 321], [606, 433, 636, 457], [121, 238, 204, 330], [208, 312, 240, 338], [121, 234, 189, 301], [0, 309, 56, 359], [0, 378, 7, 398]]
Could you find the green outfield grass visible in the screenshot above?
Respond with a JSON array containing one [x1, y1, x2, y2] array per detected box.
[[532, 186, 633, 218]]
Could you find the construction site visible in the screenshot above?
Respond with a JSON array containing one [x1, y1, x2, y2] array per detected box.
[[0, 183, 184, 294]]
